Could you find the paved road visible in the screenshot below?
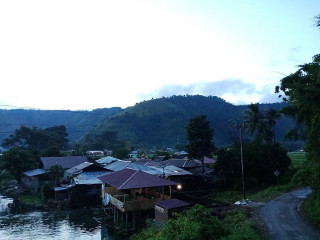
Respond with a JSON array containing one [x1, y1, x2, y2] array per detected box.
[[260, 187, 320, 240]]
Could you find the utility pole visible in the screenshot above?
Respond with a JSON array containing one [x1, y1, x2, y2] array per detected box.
[[237, 123, 246, 200], [232, 122, 248, 200]]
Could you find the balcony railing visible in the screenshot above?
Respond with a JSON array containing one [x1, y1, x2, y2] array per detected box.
[[104, 192, 171, 212]]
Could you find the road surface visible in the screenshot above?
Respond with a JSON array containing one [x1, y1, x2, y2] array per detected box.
[[260, 187, 320, 240]]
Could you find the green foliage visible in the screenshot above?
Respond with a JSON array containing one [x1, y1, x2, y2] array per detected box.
[[131, 205, 227, 240], [162, 205, 226, 240], [287, 152, 306, 167], [220, 211, 261, 240], [0, 107, 123, 144], [40, 181, 54, 202], [244, 103, 281, 143], [0, 147, 39, 182], [301, 191, 320, 230], [47, 165, 64, 186], [131, 205, 261, 240], [83, 130, 117, 151], [250, 184, 296, 202], [130, 219, 160, 240], [186, 115, 215, 171], [276, 51, 320, 190], [88, 95, 294, 148], [216, 142, 291, 186], [0, 169, 14, 186], [2, 125, 68, 157], [19, 195, 43, 206]]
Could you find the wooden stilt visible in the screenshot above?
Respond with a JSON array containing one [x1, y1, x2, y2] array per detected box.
[[132, 211, 136, 230], [126, 212, 128, 232]]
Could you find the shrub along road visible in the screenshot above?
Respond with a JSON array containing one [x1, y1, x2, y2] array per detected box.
[[260, 187, 320, 240]]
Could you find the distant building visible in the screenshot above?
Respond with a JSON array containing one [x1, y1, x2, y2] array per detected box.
[[86, 151, 104, 158], [129, 151, 138, 158]]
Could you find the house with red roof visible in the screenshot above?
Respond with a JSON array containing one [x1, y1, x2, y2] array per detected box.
[[98, 168, 178, 213]]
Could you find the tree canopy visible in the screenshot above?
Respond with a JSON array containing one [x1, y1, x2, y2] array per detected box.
[[276, 53, 320, 189], [244, 103, 281, 143], [216, 142, 290, 186], [0, 147, 39, 182], [186, 115, 215, 171], [2, 125, 69, 156]]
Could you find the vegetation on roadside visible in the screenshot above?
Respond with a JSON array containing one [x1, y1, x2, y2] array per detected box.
[[130, 205, 261, 240], [210, 183, 297, 203], [301, 192, 320, 231]]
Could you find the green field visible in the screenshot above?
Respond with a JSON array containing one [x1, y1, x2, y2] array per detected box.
[[287, 152, 306, 167]]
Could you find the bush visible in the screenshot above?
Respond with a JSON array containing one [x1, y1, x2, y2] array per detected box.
[[130, 205, 261, 240], [301, 192, 320, 230], [40, 181, 54, 202], [221, 210, 261, 240]]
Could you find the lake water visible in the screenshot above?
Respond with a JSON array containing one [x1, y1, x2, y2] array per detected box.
[[0, 194, 129, 240]]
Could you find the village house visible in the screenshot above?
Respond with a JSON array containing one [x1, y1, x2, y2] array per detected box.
[[155, 198, 190, 224], [23, 156, 88, 190], [98, 168, 178, 230], [56, 161, 111, 207]]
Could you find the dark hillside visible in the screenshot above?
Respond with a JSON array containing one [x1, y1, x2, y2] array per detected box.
[[0, 107, 123, 144], [90, 95, 295, 148]]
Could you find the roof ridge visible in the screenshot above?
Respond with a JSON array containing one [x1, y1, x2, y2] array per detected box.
[[183, 159, 187, 167], [118, 169, 140, 189]]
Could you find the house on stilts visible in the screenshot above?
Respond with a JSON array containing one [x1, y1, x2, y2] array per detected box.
[[98, 168, 178, 230]]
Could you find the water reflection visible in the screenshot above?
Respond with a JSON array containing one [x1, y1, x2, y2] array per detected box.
[[0, 195, 129, 240]]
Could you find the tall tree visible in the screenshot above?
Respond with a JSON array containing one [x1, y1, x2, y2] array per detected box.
[[0, 147, 39, 182], [266, 109, 281, 142], [2, 125, 69, 156], [276, 53, 320, 189], [244, 103, 280, 143], [186, 115, 215, 172], [243, 103, 266, 137]]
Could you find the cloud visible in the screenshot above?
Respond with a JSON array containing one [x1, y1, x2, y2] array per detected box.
[[139, 79, 282, 105]]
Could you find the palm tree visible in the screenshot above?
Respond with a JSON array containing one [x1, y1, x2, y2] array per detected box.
[[243, 103, 266, 140], [266, 109, 281, 142]]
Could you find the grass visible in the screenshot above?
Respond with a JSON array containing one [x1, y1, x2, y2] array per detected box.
[[19, 195, 44, 207], [250, 184, 297, 202], [301, 191, 320, 231], [287, 152, 306, 167], [211, 183, 297, 203]]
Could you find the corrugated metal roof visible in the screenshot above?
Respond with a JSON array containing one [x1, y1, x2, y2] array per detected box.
[[126, 163, 162, 176], [104, 160, 131, 172], [145, 159, 200, 169], [41, 156, 87, 169], [67, 162, 93, 174], [96, 156, 119, 165], [98, 168, 177, 190], [150, 165, 192, 177], [23, 168, 46, 177], [54, 184, 75, 192], [195, 156, 217, 165], [74, 171, 110, 185], [134, 159, 152, 166], [155, 199, 189, 209]]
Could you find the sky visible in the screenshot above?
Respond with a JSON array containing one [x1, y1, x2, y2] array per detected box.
[[0, 0, 320, 110]]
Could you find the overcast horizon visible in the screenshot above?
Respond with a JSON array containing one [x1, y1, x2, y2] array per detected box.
[[1, 0, 319, 110]]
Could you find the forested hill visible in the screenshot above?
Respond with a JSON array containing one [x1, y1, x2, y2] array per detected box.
[[0, 107, 123, 144], [90, 95, 296, 148]]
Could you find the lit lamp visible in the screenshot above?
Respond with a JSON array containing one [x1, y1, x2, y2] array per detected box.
[[177, 184, 182, 190]]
